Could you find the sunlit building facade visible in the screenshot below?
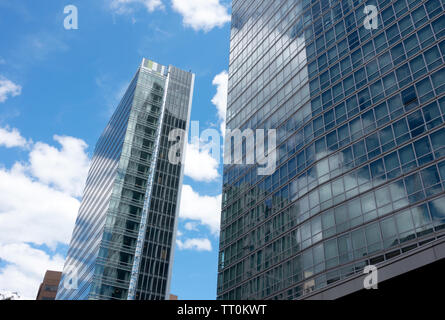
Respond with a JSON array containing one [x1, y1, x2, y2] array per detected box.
[[218, 0, 445, 299], [56, 59, 194, 300]]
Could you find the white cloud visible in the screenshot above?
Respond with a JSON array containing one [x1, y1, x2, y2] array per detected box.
[[0, 243, 65, 299], [0, 128, 90, 299], [179, 185, 221, 234], [0, 126, 29, 148], [211, 71, 228, 135], [0, 76, 21, 103], [0, 165, 82, 249], [110, 0, 164, 14], [184, 222, 199, 231], [29, 135, 90, 197], [184, 141, 219, 182], [176, 238, 212, 252], [108, 0, 231, 32], [181, 72, 228, 183], [171, 0, 231, 32]]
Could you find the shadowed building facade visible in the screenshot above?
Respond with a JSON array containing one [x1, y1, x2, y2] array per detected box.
[[36, 270, 62, 300], [217, 0, 445, 299], [56, 59, 194, 300]]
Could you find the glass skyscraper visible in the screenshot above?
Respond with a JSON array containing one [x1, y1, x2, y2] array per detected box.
[[56, 59, 194, 300], [218, 0, 445, 299]]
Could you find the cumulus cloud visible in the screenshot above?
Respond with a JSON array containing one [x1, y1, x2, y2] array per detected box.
[[0, 133, 90, 248], [0, 243, 65, 299], [0, 76, 21, 103], [0, 126, 29, 148], [29, 136, 90, 197], [176, 238, 212, 251], [184, 141, 219, 182], [0, 165, 82, 249], [211, 71, 228, 135], [108, 0, 231, 32], [179, 185, 221, 234], [171, 0, 231, 32], [0, 128, 90, 299], [109, 0, 164, 14], [184, 222, 199, 231]]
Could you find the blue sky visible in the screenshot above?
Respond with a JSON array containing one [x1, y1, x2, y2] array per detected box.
[[0, 0, 231, 299]]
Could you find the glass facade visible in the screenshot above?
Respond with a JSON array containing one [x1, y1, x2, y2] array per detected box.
[[217, 0, 445, 299], [56, 59, 194, 300]]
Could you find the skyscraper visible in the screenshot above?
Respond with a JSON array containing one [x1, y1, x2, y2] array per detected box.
[[56, 59, 194, 300], [218, 0, 445, 299]]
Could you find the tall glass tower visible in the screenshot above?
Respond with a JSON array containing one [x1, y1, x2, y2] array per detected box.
[[218, 0, 445, 299], [56, 59, 194, 300]]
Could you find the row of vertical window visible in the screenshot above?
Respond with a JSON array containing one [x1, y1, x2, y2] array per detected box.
[[223, 67, 445, 215], [307, 0, 444, 67], [229, 14, 445, 163], [221, 154, 445, 272], [225, 27, 445, 190], [57, 76, 140, 300], [218, 192, 445, 299], [309, 16, 445, 96], [230, 0, 441, 96], [222, 141, 445, 266], [219, 1, 444, 300], [225, 11, 445, 188], [83, 70, 169, 300], [221, 101, 445, 250], [227, 0, 444, 139]]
